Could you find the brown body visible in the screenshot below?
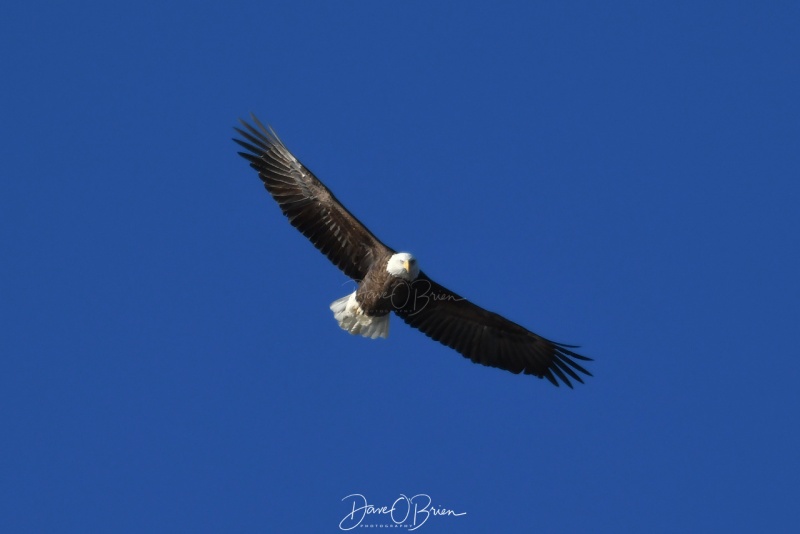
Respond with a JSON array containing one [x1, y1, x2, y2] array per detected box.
[[355, 252, 397, 316]]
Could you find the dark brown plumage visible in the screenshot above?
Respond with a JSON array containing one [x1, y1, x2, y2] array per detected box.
[[233, 115, 592, 387]]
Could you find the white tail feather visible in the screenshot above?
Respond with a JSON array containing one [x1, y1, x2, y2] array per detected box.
[[329, 292, 389, 339]]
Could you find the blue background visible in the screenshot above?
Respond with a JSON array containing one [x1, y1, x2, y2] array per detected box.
[[3, 1, 799, 532]]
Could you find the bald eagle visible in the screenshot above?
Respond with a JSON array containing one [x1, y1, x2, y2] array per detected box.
[[233, 116, 592, 387]]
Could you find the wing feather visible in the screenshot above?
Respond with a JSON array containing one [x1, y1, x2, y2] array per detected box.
[[234, 115, 391, 280], [395, 274, 592, 387]]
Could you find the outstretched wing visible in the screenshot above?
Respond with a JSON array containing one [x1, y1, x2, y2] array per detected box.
[[234, 115, 392, 281], [394, 273, 592, 387]]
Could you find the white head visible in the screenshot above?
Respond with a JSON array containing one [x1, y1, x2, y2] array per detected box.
[[386, 252, 420, 281]]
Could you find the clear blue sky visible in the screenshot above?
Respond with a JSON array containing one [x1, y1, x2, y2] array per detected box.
[[2, 1, 799, 532]]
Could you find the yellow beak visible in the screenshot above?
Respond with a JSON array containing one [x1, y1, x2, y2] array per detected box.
[[403, 260, 411, 273]]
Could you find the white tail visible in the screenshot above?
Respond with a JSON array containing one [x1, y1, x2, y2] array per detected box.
[[329, 292, 390, 339]]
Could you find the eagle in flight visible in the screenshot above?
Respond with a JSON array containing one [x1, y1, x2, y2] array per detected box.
[[234, 115, 592, 387]]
